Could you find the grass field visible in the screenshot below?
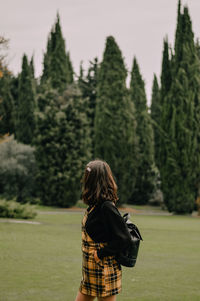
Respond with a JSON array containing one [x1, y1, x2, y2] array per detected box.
[[0, 207, 200, 301]]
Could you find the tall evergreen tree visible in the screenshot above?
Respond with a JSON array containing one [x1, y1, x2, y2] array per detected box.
[[174, 0, 183, 67], [160, 2, 200, 213], [150, 74, 160, 166], [66, 52, 74, 84], [30, 55, 35, 78], [41, 36, 51, 85], [10, 75, 19, 119], [153, 38, 172, 170], [130, 57, 156, 204], [29, 55, 38, 100], [95, 36, 138, 204], [0, 36, 15, 136], [37, 82, 58, 112], [41, 14, 73, 92], [195, 39, 200, 60], [161, 38, 172, 99], [79, 58, 99, 157], [15, 54, 35, 144], [0, 72, 15, 135], [34, 84, 91, 207]]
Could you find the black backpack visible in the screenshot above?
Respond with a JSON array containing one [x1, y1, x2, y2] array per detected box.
[[116, 213, 143, 267]]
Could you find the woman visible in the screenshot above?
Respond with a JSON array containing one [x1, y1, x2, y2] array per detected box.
[[75, 159, 132, 301]]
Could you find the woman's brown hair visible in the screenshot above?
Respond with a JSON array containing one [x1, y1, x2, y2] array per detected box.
[[82, 159, 118, 206]]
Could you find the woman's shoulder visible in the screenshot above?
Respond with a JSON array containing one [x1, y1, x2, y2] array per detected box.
[[101, 200, 121, 215], [88, 200, 118, 216], [101, 199, 115, 208]]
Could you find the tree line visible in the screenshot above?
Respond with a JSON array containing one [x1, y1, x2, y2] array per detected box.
[[0, 1, 200, 213]]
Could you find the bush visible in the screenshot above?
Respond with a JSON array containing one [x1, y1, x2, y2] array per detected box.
[[148, 189, 164, 207], [0, 135, 37, 203], [148, 167, 164, 207], [0, 199, 37, 219], [76, 199, 87, 208]]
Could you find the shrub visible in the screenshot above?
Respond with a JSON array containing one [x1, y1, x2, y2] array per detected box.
[[0, 199, 37, 219], [0, 135, 37, 203], [76, 199, 87, 208]]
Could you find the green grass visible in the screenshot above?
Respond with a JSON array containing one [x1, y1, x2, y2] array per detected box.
[[0, 209, 200, 301]]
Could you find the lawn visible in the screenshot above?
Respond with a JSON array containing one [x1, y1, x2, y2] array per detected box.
[[0, 208, 200, 301]]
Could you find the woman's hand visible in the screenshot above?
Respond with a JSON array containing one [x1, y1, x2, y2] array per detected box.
[[94, 250, 101, 263]]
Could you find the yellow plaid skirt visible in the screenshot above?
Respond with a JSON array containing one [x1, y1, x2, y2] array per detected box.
[[79, 208, 122, 297]]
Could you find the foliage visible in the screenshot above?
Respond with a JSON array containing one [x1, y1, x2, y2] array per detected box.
[[148, 168, 164, 206], [95, 36, 138, 204], [159, 2, 200, 213], [0, 199, 37, 219], [0, 72, 15, 135], [151, 39, 172, 172], [78, 58, 99, 157], [0, 136, 37, 203], [0, 36, 9, 74], [160, 38, 172, 98], [34, 84, 91, 207], [1, 5, 200, 214], [41, 14, 73, 92], [129, 57, 157, 204], [36, 81, 60, 112], [15, 54, 36, 144], [0, 36, 15, 137], [150, 74, 160, 167]]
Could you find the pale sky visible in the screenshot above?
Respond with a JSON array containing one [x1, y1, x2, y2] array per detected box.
[[1, 0, 200, 102]]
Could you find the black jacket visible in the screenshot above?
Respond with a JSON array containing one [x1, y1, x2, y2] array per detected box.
[[85, 200, 132, 259]]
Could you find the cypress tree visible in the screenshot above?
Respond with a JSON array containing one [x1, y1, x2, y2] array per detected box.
[[10, 75, 19, 117], [29, 55, 37, 99], [34, 89, 60, 205], [66, 52, 74, 84], [150, 74, 160, 165], [151, 74, 160, 117], [130, 57, 146, 111], [130, 57, 156, 204], [0, 36, 15, 136], [174, 0, 183, 67], [41, 36, 51, 85], [41, 14, 73, 92], [78, 61, 84, 85], [95, 36, 138, 204], [15, 54, 35, 144], [79, 58, 99, 157], [0, 72, 15, 135], [34, 84, 91, 207], [195, 39, 200, 60], [160, 2, 200, 213], [154, 38, 172, 170], [37, 82, 58, 112], [161, 38, 172, 99], [30, 55, 35, 78]]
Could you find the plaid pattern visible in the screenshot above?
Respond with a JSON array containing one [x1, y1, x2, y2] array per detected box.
[[79, 208, 122, 297]]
